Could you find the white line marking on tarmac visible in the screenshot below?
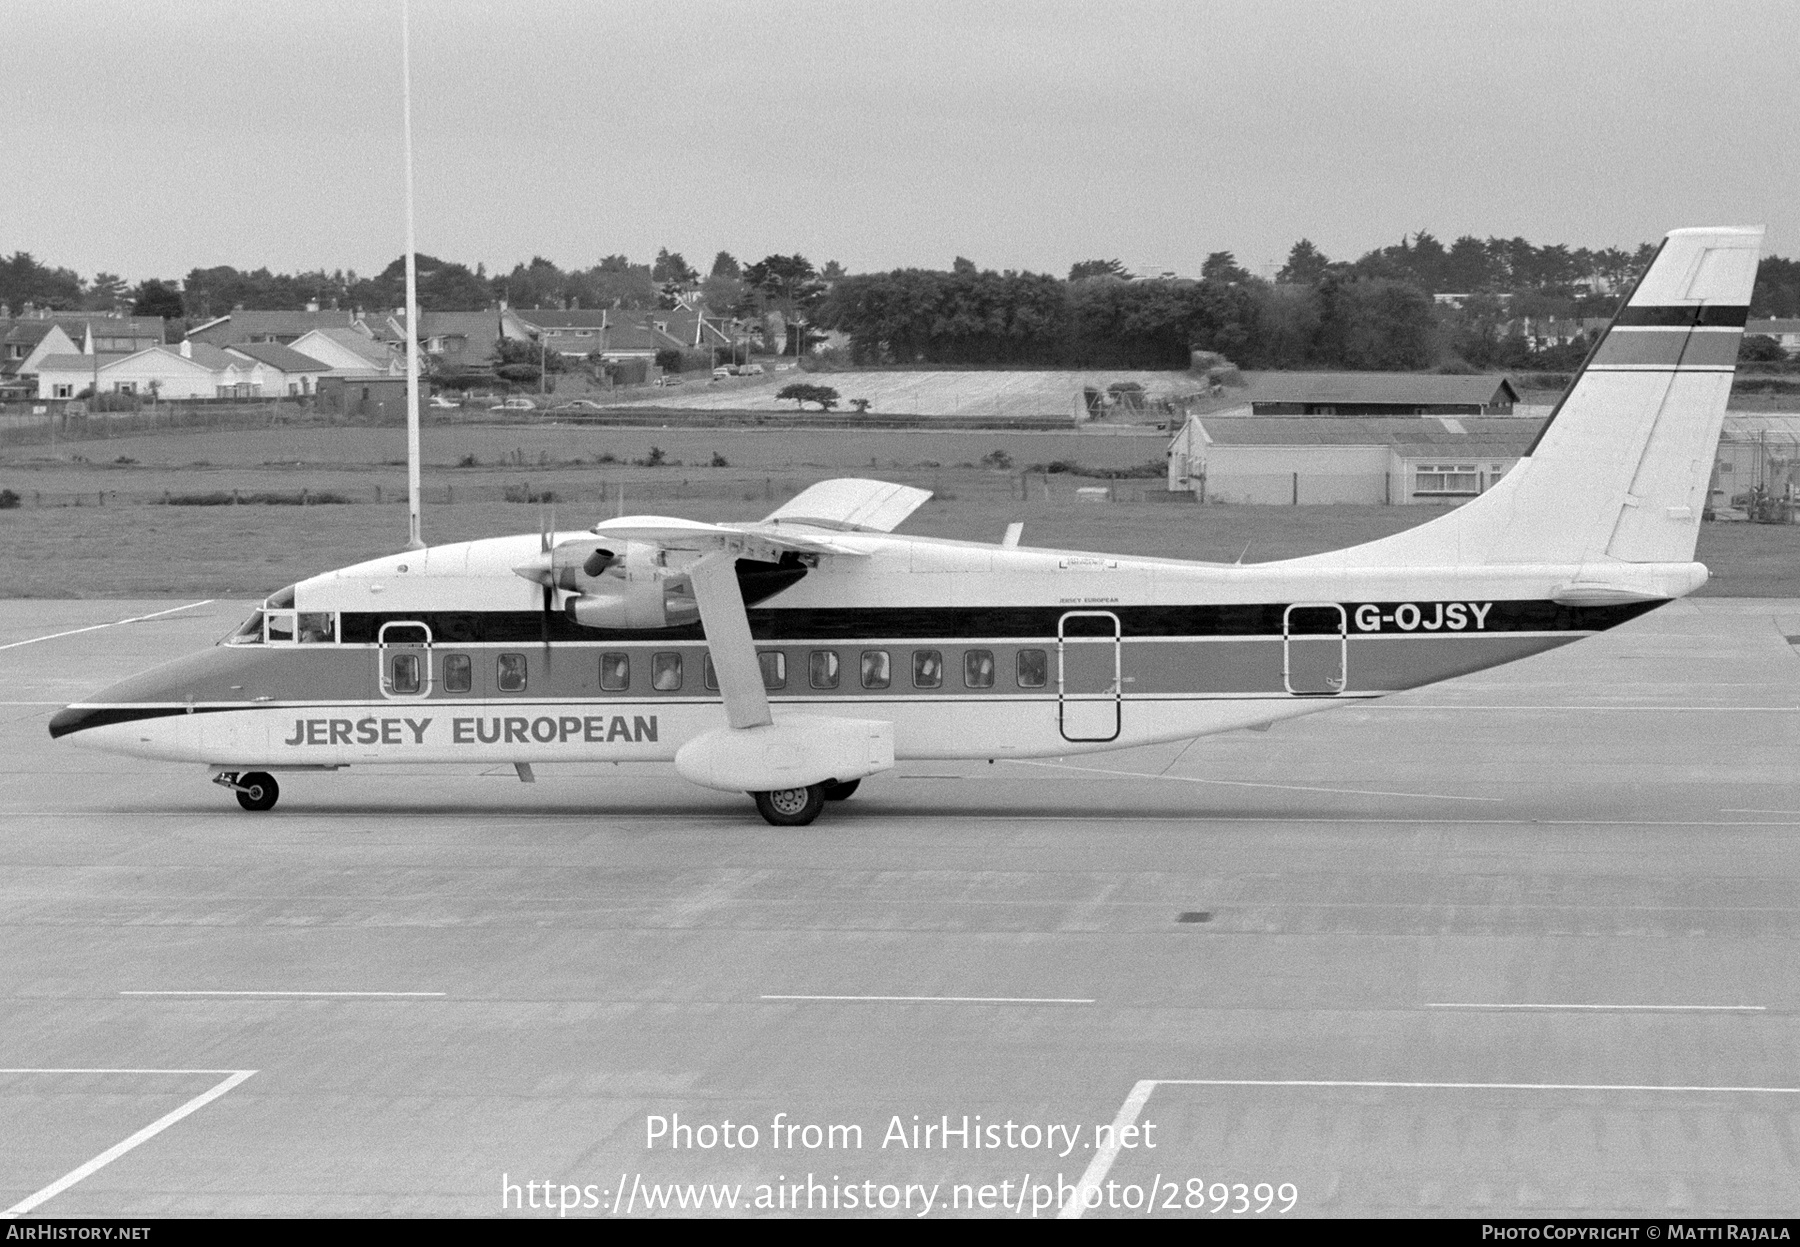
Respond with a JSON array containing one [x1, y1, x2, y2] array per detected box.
[[1425, 1003, 1766, 1013], [0, 601, 216, 653], [9, 811, 1800, 828], [1060, 1076, 1800, 1220], [1375, 704, 1800, 712], [761, 994, 1094, 1005], [1005, 758, 1503, 803], [120, 990, 446, 998], [0, 1067, 255, 1219], [1060, 1079, 1156, 1220]]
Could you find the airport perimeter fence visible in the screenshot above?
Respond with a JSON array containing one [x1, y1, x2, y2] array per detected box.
[[0, 401, 376, 449], [3, 468, 1183, 512]]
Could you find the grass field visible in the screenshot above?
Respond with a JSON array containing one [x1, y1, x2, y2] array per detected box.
[[2, 422, 1797, 598]]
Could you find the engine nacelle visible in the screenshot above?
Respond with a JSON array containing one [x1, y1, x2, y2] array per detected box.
[[566, 577, 698, 630]]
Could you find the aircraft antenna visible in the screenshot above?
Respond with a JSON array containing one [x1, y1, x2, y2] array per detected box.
[[400, 0, 425, 551]]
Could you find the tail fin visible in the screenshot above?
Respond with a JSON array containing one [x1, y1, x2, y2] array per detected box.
[[1303, 226, 1763, 569]]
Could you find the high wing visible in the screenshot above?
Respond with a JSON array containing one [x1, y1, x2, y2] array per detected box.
[[587, 480, 915, 797], [588, 515, 872, 560], [761, 477, 932, 532], [588, 477, 932, 560]]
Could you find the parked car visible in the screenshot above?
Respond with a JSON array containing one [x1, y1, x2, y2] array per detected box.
[[712, 367, 733, 380], [426, 395, 459, 409], [654, 375, 684, 387], [489, 397, 537, 411], [739, 363, 765, 376], [552, 399, 607, 411]]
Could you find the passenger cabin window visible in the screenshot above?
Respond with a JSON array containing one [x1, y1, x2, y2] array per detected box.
[[964, 649, 996, 689], [496, 653, 527, 692], [759, 652, 786, 690], [861, 650, 890, 689], [600, 652, 630, 691], [443, 653, 472, 694], [1017, 648, 1048, 688], [390, 653, 421, 695], [810, 650, 840, 689], [652, 652, 683, 691], [912, 650, 943, 689]]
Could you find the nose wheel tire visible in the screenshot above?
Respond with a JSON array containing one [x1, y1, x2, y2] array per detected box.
[[821, 779, 860, 801], [235, 772, 279, 812], [752, 784, 826, 826]]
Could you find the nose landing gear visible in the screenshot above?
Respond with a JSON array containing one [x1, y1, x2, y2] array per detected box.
[[214, 771, 280, 812]]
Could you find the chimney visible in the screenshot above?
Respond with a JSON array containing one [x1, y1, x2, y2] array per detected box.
[[179, 339, 192, 358]]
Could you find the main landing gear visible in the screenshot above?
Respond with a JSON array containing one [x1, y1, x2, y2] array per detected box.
[[214, 771, 279, 812], [751, 777, 864, 825]]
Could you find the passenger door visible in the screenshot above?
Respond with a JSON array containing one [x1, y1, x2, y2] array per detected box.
[[1058, 611, 1121, 742], [1283, 603, 1346, 695]]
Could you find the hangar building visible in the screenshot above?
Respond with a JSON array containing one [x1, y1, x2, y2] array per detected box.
[[1242, 372, 1519, 416], [1166, 412, 1541, 505]]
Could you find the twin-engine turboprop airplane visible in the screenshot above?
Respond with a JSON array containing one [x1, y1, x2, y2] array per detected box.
[[51, 227, 1763, 824]]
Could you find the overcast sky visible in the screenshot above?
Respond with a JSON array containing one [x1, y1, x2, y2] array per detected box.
[[6, 0, 1797, 283]]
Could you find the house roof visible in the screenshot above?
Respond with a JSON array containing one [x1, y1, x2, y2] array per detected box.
[[511, 310, 612, 330], [34, 353, 138, 373], [225, 342, 330, 372], [1194, 415, 1541, 452], [301, 327, 395, 366], [1241, 372, 1520, 407], [1748, 318, 1800, 335], [190, 309, 364, 340], [173, 342, 257, 371]]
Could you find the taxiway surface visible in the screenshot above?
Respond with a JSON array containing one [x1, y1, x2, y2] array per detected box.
[[3, 597, 1799, 1218]]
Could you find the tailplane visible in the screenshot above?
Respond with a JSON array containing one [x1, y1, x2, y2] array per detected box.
[[1301, 226, 1763, 569]]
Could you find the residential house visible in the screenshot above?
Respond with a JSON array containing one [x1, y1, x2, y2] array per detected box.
[[223, 343, 331, 396], [1, 321, 81, 393], [286, 327, 405, 377], [371, 309, 511, 375], [34, 341, 275, 401], [1747, 318, 1800, 356], [187, 308, 372, 347], [1, 315, 164, 394]]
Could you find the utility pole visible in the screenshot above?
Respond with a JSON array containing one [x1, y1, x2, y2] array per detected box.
[[400, 0, 424, 550]]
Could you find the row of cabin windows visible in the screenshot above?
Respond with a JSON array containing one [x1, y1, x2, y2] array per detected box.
[[389, 648, 1053, 696]]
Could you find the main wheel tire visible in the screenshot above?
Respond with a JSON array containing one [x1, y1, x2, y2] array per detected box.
[[753, 784, 826, 826], [821, 778, 861, 801], [235, 771, 279, 812]]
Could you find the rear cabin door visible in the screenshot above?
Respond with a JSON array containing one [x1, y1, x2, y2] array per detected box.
[[1283, 603, 1346, 696], [1059, 611, 1121, 742], [377, 621, 433, 700]]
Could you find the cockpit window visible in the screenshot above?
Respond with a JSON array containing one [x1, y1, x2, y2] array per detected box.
[[223, 610, 265, 646], [297, 613, 333, 643], [264, 585, 297, 610], [265, 611, 296, 643]]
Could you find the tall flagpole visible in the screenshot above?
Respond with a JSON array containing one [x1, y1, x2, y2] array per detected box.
[[401, 0, 425, 550]]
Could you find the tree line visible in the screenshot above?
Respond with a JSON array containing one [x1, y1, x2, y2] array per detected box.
[[3, 232, 1796, 373]]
